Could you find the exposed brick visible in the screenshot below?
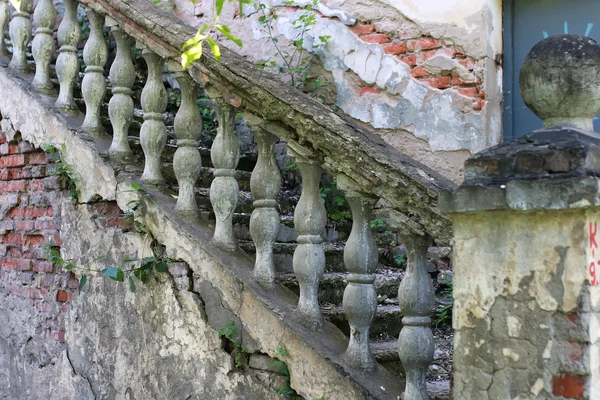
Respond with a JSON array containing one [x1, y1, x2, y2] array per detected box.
[[89, 202, 123, 216], [7, 246, 22, 258], [33, 261, 53, 273], [0, 132, 6, 144], [361, 33, 391, 44], [24, 234, 45, 246], [1, 258, 17, 270], [474, 99, 486, 111], [28, 152, 47, 165], [56, 290, 70, 303], [5, 179, 27, 192], [349, 24, 374, 36], [410, 66, 429, 78], [399, 55, 417, 67], [29, 287, 42, 299], [420, 49, 438, 62], [459, 58, 474, 70], [0, 169, 8, 180], [35, 220, 57, 231], [28, 179, 45, 192], [458, 87, 478, 98], [46, 206, 54, 217], [99, 216, 131, 230], [552, 375, 585, 398], [382, 42, 407, 55], [359, 86, 381, 96], [5, 233, 22, 245], [569, 343, 584, 361], [0, 154, 25, 168], [419, 76, 451, 90], [407, 37, 441, 51], [16, 259, 32, 271], [51, 331, 65, 342], [15, 220, 35, 232]]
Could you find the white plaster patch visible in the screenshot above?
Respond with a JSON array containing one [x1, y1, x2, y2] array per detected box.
[[506, 315, 521, 338], [530, 378, 544, 396], [542, 341, 553, 359], [502, 348, 520, 362], [402, 80, 428, 109]]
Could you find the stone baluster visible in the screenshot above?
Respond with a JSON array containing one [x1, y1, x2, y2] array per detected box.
[[0, 0, 9, 56], [397, 233, 434, 400], [31, 0, 57, 93], [81, 10, 107, 135], [8, 0, 33, 71], [249, 126, 281, 285], [55, 0, 80, 114], [288, 146, 326, 329], [169, 61, 202, 218], [338, 174, 378, 371], [139, 44, 167, 185], [209, 96, 239, 252], [106, 18, 135, 160]]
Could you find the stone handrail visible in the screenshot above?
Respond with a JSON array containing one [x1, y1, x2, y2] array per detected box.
[[79, 0, 457, 246], [0, 1, 451, 397]]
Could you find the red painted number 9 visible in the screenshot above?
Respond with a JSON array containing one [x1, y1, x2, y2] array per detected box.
[[590, 261, 599, 286]]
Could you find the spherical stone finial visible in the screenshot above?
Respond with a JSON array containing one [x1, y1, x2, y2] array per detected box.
[[519, 34, 600, 132]]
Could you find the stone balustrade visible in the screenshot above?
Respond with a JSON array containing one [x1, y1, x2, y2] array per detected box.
[[0, 2, 446, 398]]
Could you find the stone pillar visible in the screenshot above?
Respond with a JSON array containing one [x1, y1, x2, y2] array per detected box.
[[169, 61, 202, 219], [289, 145, 325, 329], [209, 96, 239, 252], [440, 34, 600, 400], [107, 17, 134, 160], [31, 0, 56, 93], [8, 0, 33, 72], [338, 174, 378, 371], [55, 0, 80, 114], [0, 0, 9, 56], [397, 233, 434, 400], [249, 126, 281, 285], [139, 44, 167, 185], [81, 10, 107, 135]]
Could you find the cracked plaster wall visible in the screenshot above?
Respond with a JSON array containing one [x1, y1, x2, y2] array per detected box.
[[451, 209, 600, 399], [169, 0, 503, 182]]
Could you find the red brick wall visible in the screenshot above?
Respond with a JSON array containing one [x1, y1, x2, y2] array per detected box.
[[0, 130, 130, 344], [350, 22, 486, 111]]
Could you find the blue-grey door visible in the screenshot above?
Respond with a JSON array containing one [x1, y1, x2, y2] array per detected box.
[[503, 0, 600, 140]]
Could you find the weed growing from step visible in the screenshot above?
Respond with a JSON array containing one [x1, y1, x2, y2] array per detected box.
[[44, 182, 172, 294], [218, 320, 249, 369], [271, 347, 298, 398], [433, 277, 453, 327], [42, 144, 80, 202]]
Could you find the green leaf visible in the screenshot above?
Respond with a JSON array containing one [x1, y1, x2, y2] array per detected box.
[[123, 258, 138, 263], [129, 276, 137, 293], [102, 267, 125, 282], [78, 274, 87, 294], [130, 182, 142, 190], [216, 25, 243, 47], [141, 257, 157, 267], [206, 37, 221, 62], [134, 268, 148, 283], [215, 0, 224, 16], [181, 42, 203, 69], [155, 261, 168, 273], [65, 263, 76, 271]]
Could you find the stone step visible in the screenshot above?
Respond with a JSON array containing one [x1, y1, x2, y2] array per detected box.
[[278, 270, 403, 305], [322, 304, 403, 341]]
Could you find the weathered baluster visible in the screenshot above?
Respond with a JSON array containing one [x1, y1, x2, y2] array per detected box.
[[0, 0, 9, 56], [81, 10, 107, 135], [170, 62, 202, 218], [139, 44, 167, 185], [288, 147, 326, 329], [55, 0, 80, 114], [8, 0, 33, 71], [107, 18, 134, 160], [338, 175, 378, 371], [209, 97, 239, 252], [31, 0, 57, 92], [397, 233, 434, 400], [250, 126, 281, 284]]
